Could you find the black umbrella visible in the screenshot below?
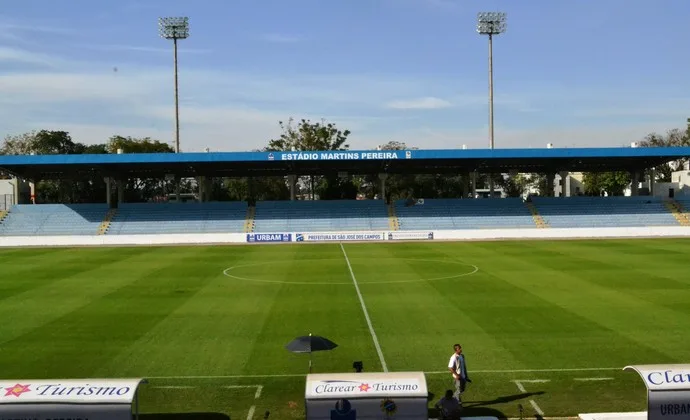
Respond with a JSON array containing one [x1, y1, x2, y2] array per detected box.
[[285, 333, 338, 372]]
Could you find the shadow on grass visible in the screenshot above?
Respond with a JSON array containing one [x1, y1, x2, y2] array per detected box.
[[139, 413, 230, 420], [427, 391, 545, 419]]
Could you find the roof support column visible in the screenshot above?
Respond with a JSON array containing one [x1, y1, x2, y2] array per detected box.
[[104, 177, 112, 207], [197, 176, 205, 202], [117, 179, 125, 204], [471, 171, 477, 198], [205, 177, 213, 202], [29, 181, 36, 204], [378, 173, 388, 203], [462, 172, 470, 198], [649, 168, 656, 196], [174, 177, 181, 202], [288, 175, 297, 201], [630, 171, 640, 196], [560, 171, 568, 197], [546, 173, 555, 197]]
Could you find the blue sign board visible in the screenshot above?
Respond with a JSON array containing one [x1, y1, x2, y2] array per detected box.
[[246, 233, 292, 243]]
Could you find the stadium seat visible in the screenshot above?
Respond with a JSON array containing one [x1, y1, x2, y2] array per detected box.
[[394, 198, 536, 230], [0, 204, 108, 236], [531, 196, 680, 228], [107, 202, 249, 235], [252, 200, 390, 232]]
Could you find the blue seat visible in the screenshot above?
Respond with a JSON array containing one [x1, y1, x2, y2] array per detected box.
[[107, 202, 248, 235], [0, 204, 108, 236], [394, 198, 536, 230], [531, 196, 680, 228], [252, 200, 390, 232]]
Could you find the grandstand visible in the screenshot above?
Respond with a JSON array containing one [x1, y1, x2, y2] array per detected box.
[[2, 196, 690, 236], [1, 147, 690, 238], [531, 196, 682, 228], [107, 202, 248, 235], [251, 200, 390, 233], [0, 203, 107, 236], [394, 198, 536, 230]]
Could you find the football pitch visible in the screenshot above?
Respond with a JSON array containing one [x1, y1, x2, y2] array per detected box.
[[2, 238, 690, 419]]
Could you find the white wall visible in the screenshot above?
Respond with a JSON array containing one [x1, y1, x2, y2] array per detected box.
[[2, 227, 690, 248]]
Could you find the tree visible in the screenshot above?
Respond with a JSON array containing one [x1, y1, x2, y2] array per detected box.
[[1, 130, 80, 155], [106, 135, 174, 154], [639, 120, 690, 182], [497, 173, 532, 198], [582, 172, 631, 196], [267, 118, 350, 152], [0, 130, 109, 203], [266, 118, 352, 200]]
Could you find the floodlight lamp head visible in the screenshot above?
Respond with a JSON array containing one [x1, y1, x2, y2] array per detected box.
[[477, 11, 507, 35], [159, 17, 190, 39]]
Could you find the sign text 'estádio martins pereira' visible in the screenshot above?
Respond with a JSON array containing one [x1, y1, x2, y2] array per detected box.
[[279, 151, 404, 161]]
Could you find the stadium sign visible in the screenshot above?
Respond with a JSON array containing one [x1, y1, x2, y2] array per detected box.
[[246, 233, 292, 243], [625, 365, 690, 419], [305, 372, 428, 420], [295, 232, 386, 242], [272, 150, 412, 161], [0, 378, 147, 420], [387, 231, 434, 241]]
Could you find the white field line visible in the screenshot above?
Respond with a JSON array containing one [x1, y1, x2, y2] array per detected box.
[[222, 386, 263, 420], [148, 366, 622, 380], [340, 243, 388, 372], [573, 377, 614, 381], [513, 380, 549, 417]]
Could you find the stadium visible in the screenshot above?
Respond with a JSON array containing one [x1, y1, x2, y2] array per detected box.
[[1, 145, 690, 420]]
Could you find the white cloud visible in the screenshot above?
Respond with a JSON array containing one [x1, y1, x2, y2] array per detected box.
[[357, 122, 680, 151], [0, 46, 60, 67], [76, 44, 212, 54], [386, 96, 453, 110], [259, 33, 301, 44]]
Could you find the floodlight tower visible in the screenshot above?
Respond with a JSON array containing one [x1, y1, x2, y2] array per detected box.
[[477, 11, 506, 198], [159, 17, 189, 153]]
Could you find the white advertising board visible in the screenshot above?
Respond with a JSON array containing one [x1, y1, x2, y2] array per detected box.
[[305, 372, 428, 420], [305, 372, 427, 400], [0, 379, 144, 404], [295, 232, 387, 242], [0, 378, 147, 420], [624, 364, 690, 420], [2, 226, 690, 248]]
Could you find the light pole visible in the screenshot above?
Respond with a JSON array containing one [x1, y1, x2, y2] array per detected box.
[[158, 17, 189, 153], [477, 11, 506, 198]]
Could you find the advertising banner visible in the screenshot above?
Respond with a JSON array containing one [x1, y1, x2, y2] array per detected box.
[[0, 379, 147, 420], [305, 372, 428, 420], [295, 232, 386, 242], [387, 231, 434, 241], [246, 233, 292, 243], [624, 364, 690, 420]]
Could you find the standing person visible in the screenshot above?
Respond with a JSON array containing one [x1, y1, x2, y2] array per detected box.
[[447, 343, 471, 400]]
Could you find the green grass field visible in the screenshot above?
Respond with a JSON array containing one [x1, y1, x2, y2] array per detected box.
[[2, 238, 690, 419]]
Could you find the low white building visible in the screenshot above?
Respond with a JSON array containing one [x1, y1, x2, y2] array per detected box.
[[0, 178, 31, 209]]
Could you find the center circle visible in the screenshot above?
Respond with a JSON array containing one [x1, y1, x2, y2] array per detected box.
[[222, 258, 478, 285]]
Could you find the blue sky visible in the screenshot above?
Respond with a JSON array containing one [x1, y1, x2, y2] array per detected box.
[[1, 0, 689, 152]]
